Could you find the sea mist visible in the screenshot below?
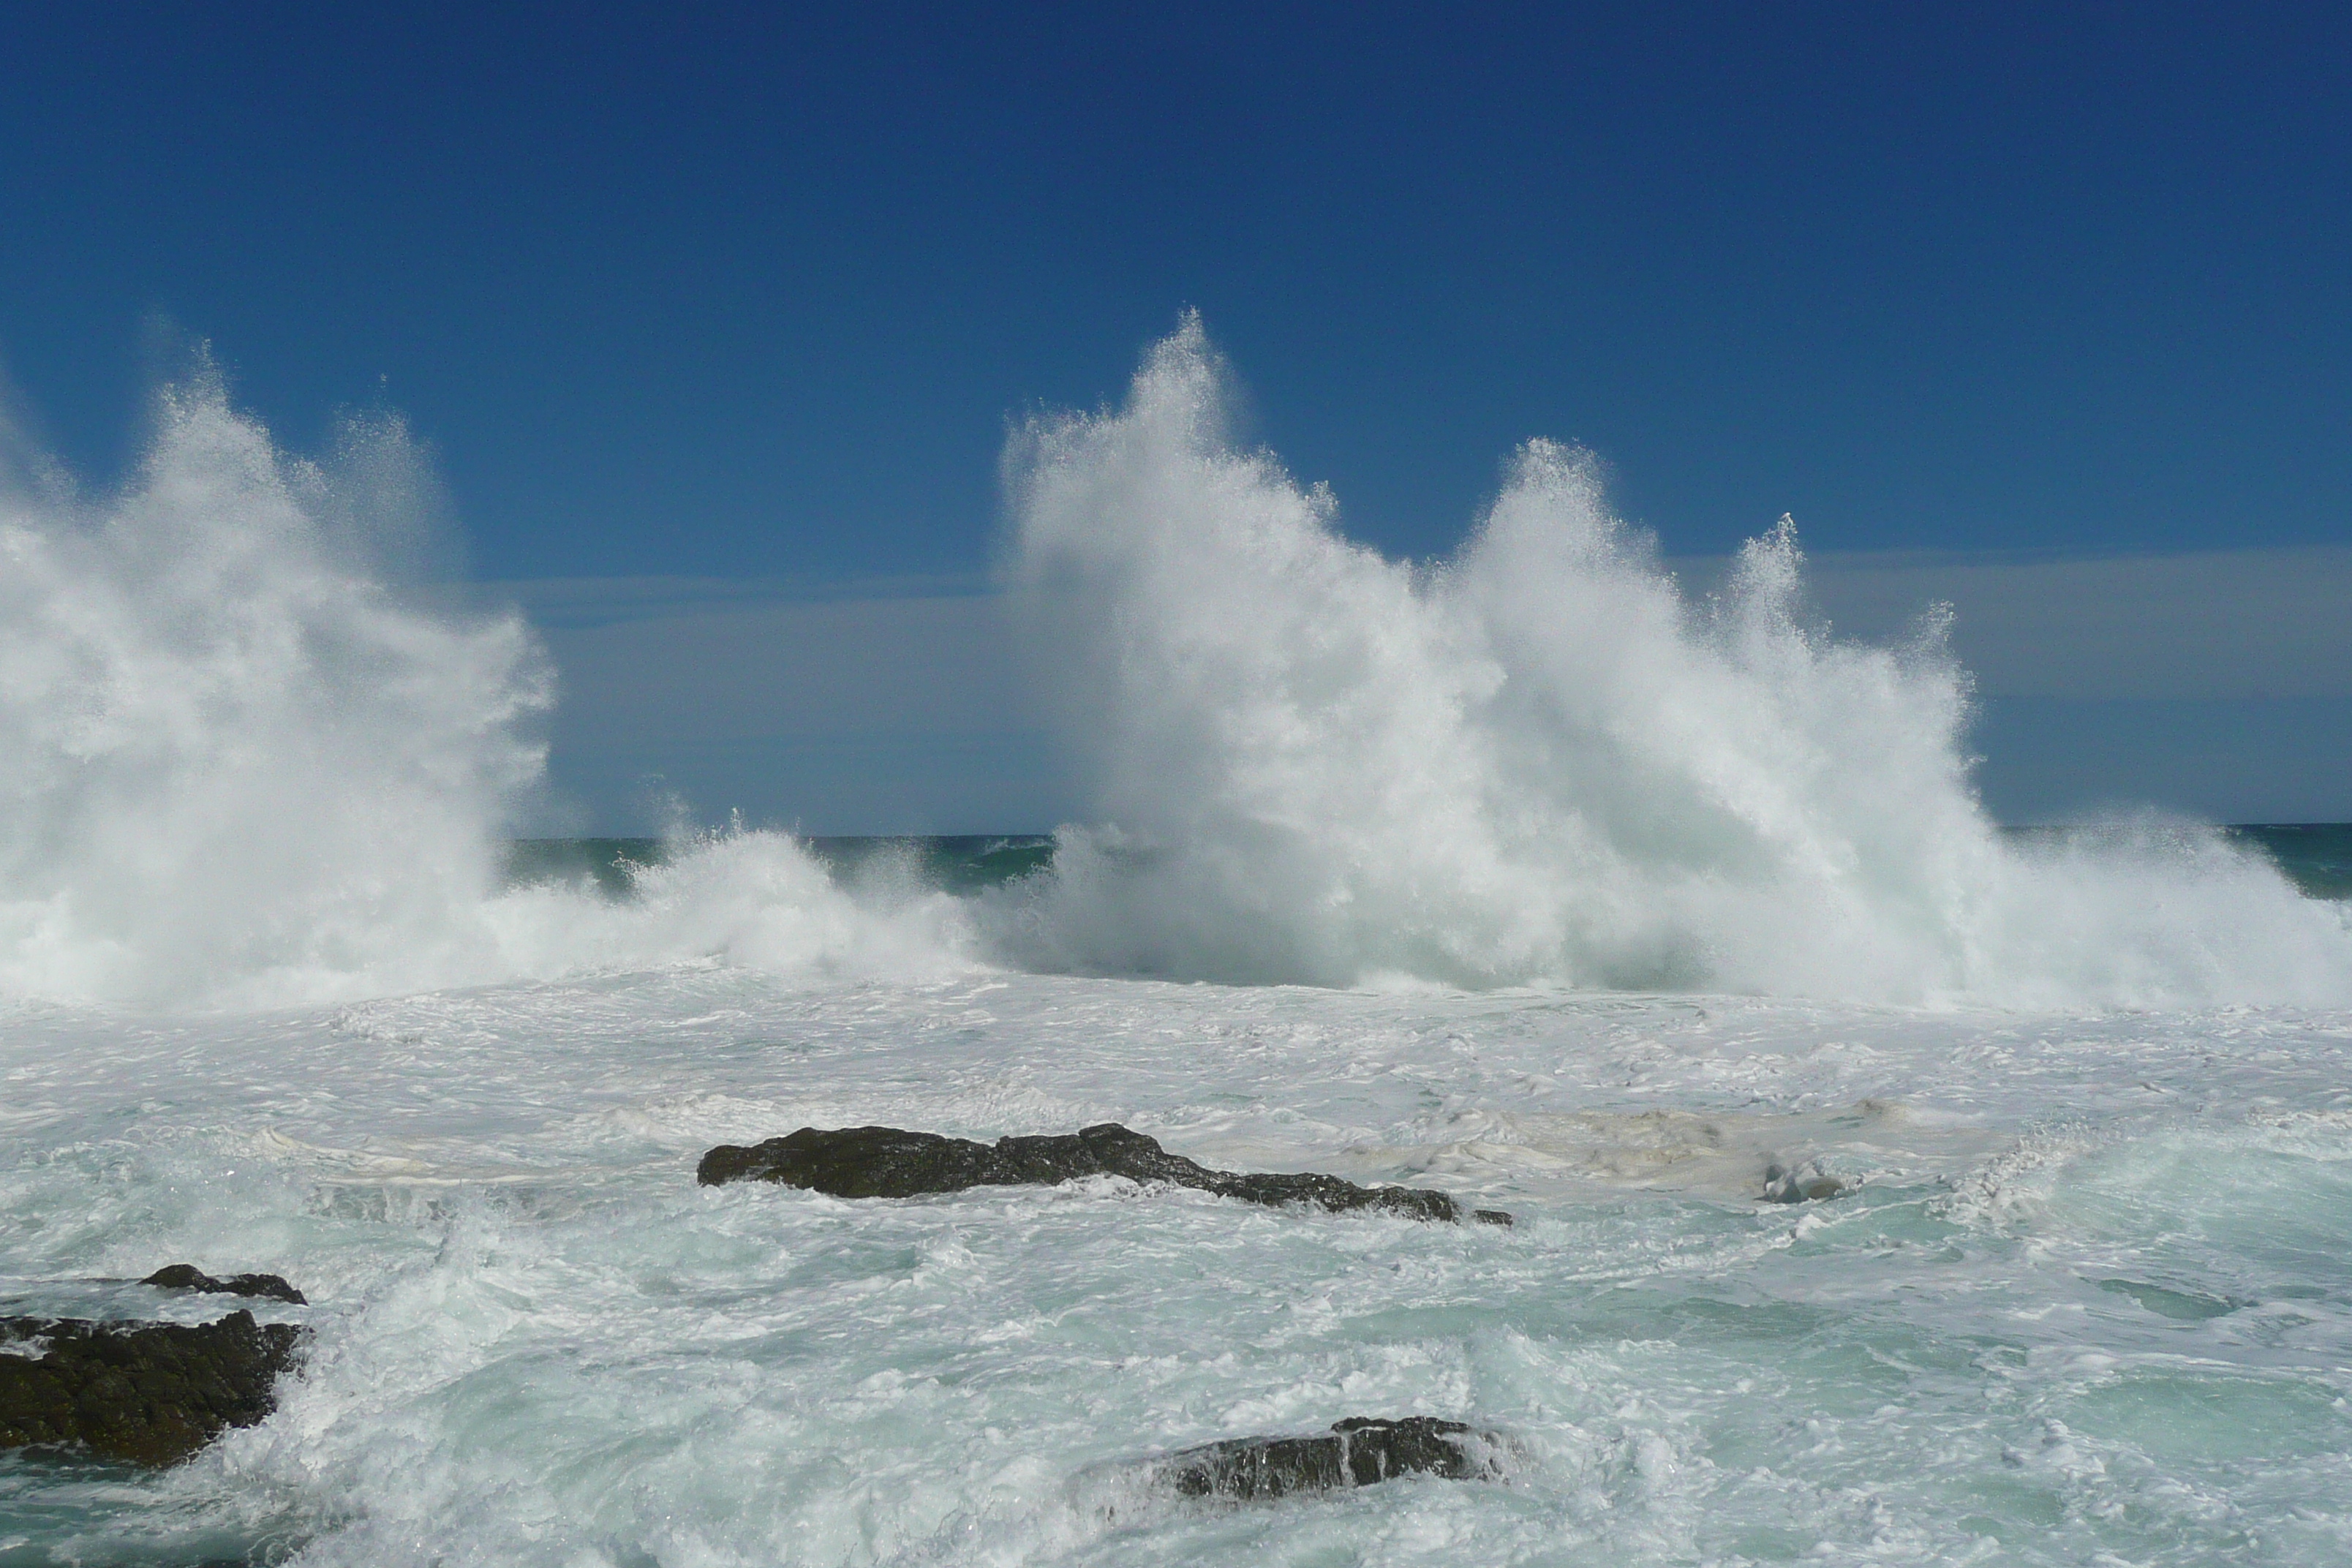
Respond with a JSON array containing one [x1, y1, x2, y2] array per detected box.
[[990, 318, 2352, 1006]]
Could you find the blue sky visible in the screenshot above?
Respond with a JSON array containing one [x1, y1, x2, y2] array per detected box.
[[3, 4, 2346, 829]]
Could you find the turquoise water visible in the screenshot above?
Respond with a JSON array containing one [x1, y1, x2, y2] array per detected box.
[[6, 975, 2352, 1565], [2233, 824, 2352, 900], [9, 303, 2348, 1567], [0, 840, 2342, 1564]]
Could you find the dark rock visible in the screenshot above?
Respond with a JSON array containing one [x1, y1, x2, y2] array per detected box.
[[142, 1264, 308, 1305], [1156, 1417, 1507, 1501], [0, 1311, 306, 1466], [698, 1122, 1512, 1225], [1763, 1161, 1850, 1203]]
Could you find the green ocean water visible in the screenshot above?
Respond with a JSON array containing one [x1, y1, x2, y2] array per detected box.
[[506, 827, 2352, 902], [502, 834, 1057, 899], [2232, 823, 2352, 900]]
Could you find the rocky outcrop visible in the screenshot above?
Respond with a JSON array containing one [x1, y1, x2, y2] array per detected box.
[[1762, 1161, 1850, 1203], [1154, 1417, 1507, 1501], [0, 1311, 306, 1466], [698, 1122, 1512, 1225], [142, 1264, 308, 1305]]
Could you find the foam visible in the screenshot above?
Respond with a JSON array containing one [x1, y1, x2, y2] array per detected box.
[[8, 971, 2352, 1564], [1, 333, 2345, 1014], [0, 377, 968, 1009], [0, 376, 552, 1007], [988, 317, 2352, 1006]]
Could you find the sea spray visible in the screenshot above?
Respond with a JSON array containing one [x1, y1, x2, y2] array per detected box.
[[1, 337, 2342, 1012], [0, 374, 962, 1009], [483, 821, 975, 986], [990, 317, 2352, 1006], [1, 343, 2350, 1566], [0, 373, 552, 1008]]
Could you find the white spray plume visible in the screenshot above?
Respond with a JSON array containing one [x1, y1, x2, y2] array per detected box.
[[0, 372, 962, 1009], [4, 333, 2340, 1011], [992, 317, 2352, 1006], [0, 373, 554, 1006]]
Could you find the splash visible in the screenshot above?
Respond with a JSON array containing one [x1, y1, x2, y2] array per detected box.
[[0, 373, 959, 1009], [0, 374, 551, 1006], [484, 822, 974, 988], [990, 317, 2352, 1006], [4, 339, 2342, 1011]]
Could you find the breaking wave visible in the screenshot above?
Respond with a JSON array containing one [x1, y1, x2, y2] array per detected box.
[[984, 318, 2352, 1006], [1, 330, 2343, 1011], [0, 372, 960, 1009]]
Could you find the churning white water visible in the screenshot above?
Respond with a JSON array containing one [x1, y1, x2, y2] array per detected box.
[[2, 330, 2351, 1566]]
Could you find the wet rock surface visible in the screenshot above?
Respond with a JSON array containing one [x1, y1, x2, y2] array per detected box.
[[1763, 1160, 1850, 1203], [1156, 1417, 1507, 1501], [142, 1264, 308, 1305], [698, 1122, 1512, 1224], [0, 1310, 306, 1466]]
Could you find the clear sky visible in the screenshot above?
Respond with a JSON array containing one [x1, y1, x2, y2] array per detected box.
[[4, 4, 2347, 829]]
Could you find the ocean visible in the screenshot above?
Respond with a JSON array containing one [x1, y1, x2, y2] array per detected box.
[[4, 326, 2351, 1564]]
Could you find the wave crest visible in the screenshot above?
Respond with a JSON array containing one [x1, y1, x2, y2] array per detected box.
[[987, 318, 2351, 1006]]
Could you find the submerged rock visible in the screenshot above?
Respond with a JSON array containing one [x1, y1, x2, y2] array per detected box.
[[698, 1122, 1512, 1225], [1155, 1417, 1507, 1501], [2095, 1277, 2245, 1320], [0, 1311, 306, 1466], [142, 1264, 307, 1305], [1762, 1160, 1850, 1203]]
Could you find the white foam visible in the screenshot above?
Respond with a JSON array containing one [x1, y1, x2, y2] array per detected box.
[[7, 971, 2352, 1564], [1, 334, 2345, 1016], [989, 317, 2352, 1006], [0, 376, 552, 1007], [0, 376, 972, 1009]]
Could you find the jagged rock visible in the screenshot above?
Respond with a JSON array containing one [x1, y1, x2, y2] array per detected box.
[[1762, 1160, 1850, 1203], [698, 1122, 1512, 1225], [142, 1264, 307, 1305], [0, 1311, 306, 1466], [1155, 1417, 1507, 1501]]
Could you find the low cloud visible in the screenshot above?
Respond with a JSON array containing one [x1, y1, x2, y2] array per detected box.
[[516, 576, 1031, 748], [1689, 544, 2352, 702], [495, 545, 2351, 830], [497, 574, 1060, 833]]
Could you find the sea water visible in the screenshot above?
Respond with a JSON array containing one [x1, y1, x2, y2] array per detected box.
[[2, 329, 2350, 1565], [8, 970, 2352, 1566]]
